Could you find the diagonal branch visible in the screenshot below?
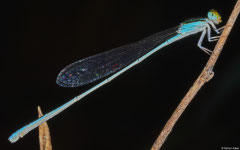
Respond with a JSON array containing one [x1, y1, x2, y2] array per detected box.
[[150, 1, 240, 150]]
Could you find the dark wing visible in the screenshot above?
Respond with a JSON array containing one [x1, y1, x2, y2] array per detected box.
[[56, 26, 178, 87]]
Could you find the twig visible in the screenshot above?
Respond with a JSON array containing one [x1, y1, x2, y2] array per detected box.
[[150, 1, 240, 150], [38, 106, 53, 150]]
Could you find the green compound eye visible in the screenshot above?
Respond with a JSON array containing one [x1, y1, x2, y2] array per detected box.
[[208, 9, 222, 24]]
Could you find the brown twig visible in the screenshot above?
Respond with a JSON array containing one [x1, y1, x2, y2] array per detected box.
[[38, 106, 53, 150], [150, 1, 240, 150]]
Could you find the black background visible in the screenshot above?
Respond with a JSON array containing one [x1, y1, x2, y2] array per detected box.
[[3, 0, 240, 150]]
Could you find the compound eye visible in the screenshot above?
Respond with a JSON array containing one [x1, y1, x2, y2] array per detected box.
[[207, 10, 221, 24]]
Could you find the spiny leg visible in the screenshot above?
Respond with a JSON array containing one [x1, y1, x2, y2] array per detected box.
[[207, 25, 220, 42], [197, 29, 212, 55], [210, 25, 225, 40], [214, 26, 225, 34], [208, 21, 225, 34], [209, 25, 225, 41], [206, 24, 225, 42], [217, 26, 225, 32]]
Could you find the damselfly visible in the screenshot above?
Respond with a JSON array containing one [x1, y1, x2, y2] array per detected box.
[[9, 10, 223, 143]]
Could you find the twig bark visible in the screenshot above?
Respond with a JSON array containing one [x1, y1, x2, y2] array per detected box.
[[38, 106, 53, 150], [150, 1, 240, 150]]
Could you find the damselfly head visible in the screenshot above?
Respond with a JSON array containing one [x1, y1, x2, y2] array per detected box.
[[208, 9, 222, 25]]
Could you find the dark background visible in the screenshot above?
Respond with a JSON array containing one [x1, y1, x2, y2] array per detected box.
[[3, 0, 240, 150]]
